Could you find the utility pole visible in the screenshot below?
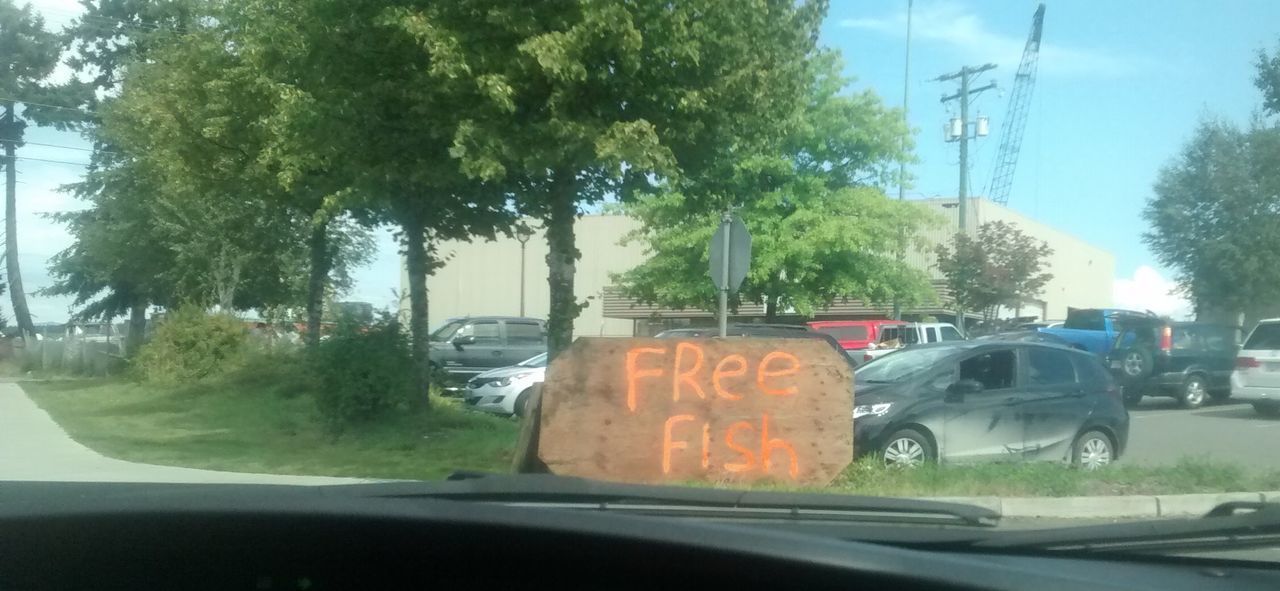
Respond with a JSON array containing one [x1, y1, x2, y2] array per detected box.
[[891, 0, 913, 321], [936, 64, 995, 332], [937, 64, 996, 234]]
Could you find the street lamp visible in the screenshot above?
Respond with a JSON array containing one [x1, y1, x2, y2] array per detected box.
[[515, 224, 535, 317]]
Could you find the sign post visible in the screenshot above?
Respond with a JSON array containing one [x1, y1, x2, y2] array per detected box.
[[709, 213, 751, 337], [533, 337, 853, 485]]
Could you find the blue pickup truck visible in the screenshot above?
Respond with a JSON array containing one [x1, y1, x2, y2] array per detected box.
[[1040, 308, 1154, 356]]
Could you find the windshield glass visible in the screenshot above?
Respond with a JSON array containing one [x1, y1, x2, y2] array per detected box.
[[429, 321, 466, 342], [9, 0, 1280, 557], [1064, 310, 1105, 331], [815, 325, 869, 341], [856, 347, 958, 383]]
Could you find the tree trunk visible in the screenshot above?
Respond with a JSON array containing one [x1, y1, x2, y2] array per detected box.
[[764, 296, 778, 322], [126, 301, 147, 358], [403, 212, 431, 409], [3, 103, 34, 338], [304, 217, 332, 349], [545, 169, 580, 360]]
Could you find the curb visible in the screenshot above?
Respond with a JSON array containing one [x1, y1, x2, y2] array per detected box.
[[922, 491, 1280, 519]]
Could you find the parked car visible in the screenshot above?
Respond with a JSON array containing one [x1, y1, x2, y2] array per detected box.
[[975, 330, 1073, 346], [859, 322, 966, 364], [655, 324, 851, 365], [1040, 307, 1154, 355], [463, 353, 547, 417], [853, 341, 1128, 469], [1106, 319, 1237, 408], [1231, 319, 1280, 417], [806, 320, 905, 351], [429, 316, 546, 380]]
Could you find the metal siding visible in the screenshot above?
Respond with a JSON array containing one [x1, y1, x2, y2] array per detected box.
[[406, 199, 1114, 334]]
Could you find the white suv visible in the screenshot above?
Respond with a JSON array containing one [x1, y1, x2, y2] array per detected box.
[[1231, 319, 1280, 417]]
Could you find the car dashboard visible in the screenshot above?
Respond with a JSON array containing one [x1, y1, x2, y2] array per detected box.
[[0, 483, 1277, 591]]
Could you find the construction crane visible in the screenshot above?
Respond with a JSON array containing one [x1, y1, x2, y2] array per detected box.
[[986, 3, 1045, 207]]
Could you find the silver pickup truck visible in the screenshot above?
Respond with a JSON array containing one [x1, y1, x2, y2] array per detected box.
[[856, 322, 966, 365]]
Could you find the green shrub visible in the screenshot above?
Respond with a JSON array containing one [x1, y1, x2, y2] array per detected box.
[[134, 307, 248, 383], [310, 318, 415, 436]]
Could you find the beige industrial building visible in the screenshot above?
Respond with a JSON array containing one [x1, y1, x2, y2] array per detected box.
[[407, 197, 1114, 337]]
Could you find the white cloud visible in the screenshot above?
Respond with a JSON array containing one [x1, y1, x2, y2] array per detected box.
[[840, 1, 1149, 78], [1113, 266, 1192, 319]]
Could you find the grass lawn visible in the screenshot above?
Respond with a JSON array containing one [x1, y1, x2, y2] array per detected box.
[[23, 367, 1280, 496], [23, 369, 519, 481]]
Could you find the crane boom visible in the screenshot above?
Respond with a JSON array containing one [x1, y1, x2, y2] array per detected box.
[[986, 4, 1044, 206]]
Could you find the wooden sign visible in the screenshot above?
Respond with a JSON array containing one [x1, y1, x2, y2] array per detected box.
[[535, 337, 853, 485]]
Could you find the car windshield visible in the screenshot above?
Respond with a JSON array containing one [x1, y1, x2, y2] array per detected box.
[[429, 321, 467, 342], [8, 0, 1280, 561], [856, 347, 961, 383]]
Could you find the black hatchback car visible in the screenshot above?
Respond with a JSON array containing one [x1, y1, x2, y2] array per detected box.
[[853, 341, 1128, 470], [1106, 320, 1238, 409]]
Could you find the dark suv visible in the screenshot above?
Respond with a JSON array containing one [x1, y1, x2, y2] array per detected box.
[[1107, 320, 1238, 408], [429, 316, 546, 380]]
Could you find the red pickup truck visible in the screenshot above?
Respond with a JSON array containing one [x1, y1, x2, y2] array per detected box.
[[806, 320, 906, 351]]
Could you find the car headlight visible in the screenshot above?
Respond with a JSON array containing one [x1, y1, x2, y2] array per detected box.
[[494, 377, 511, 387], [853, 402, 893, 419], [494, 372, 536, 388]]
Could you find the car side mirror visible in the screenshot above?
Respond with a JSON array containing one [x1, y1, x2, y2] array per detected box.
[[945, 379, 984, 402], [453, 335, 476, 349]]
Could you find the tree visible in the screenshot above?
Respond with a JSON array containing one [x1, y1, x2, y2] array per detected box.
[[392, 0, 829, 357], [0, 0, 77, 337], [41, 0, 201, 350], [92, 7, 374, 346], [935, 221, 1053, 327], [1144, 117, 1280, 319], [615, 51, 935, 320], [224, 0, 516, 405]]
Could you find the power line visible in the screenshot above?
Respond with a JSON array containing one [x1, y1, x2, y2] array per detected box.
[[11, 156, 90, 167], [0, 138, 98, 152], [0, 96, 93, 114]]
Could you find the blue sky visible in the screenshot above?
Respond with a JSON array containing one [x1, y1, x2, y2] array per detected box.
[[827, 0, 1280, 313], [11, 0, 1279, 322]]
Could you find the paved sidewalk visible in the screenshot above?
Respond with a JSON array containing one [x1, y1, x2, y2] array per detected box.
[[0, 382, 362, 485]]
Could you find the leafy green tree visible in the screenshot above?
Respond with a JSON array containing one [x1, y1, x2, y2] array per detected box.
[[95, 10, 373, 346], [390, 0, 828, 357], [1144, 117, 1280, 319], [42, 0, 201, 351], [934, 221, 1053, 327], [615, 52, 934, 320], [225, 0, 516, 403], [0, 0, 79, 337]]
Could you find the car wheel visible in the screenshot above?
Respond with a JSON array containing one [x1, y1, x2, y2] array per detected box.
[[1179, 375, 1207, 409], [1072, 430, 1114, 471], [513, 387, 534, 418], [880, 429, 935, 469], [1254, 402, 1280, 418], [1118, 348, 1154, 381]]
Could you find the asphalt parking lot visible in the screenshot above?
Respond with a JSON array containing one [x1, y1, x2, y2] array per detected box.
[[1124, 396, 1280, 470]]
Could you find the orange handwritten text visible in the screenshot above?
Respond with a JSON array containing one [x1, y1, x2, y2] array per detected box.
[[757, 351, 800, 396], [673, 342, 707, 401], [701, 422, 711, 469], [626, 347, 667, 412], [712, 354, 747, 400], [760, 413, 799, 478], [723, 421, 757, 472], [662, 415, 695, 474]]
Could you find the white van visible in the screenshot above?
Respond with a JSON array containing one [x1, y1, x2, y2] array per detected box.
[[1231, 318, 1280, 417]]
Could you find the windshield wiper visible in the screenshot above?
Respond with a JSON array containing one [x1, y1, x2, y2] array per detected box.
[[330, 472, 999, 527], [976, 501, 1280, 554]]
